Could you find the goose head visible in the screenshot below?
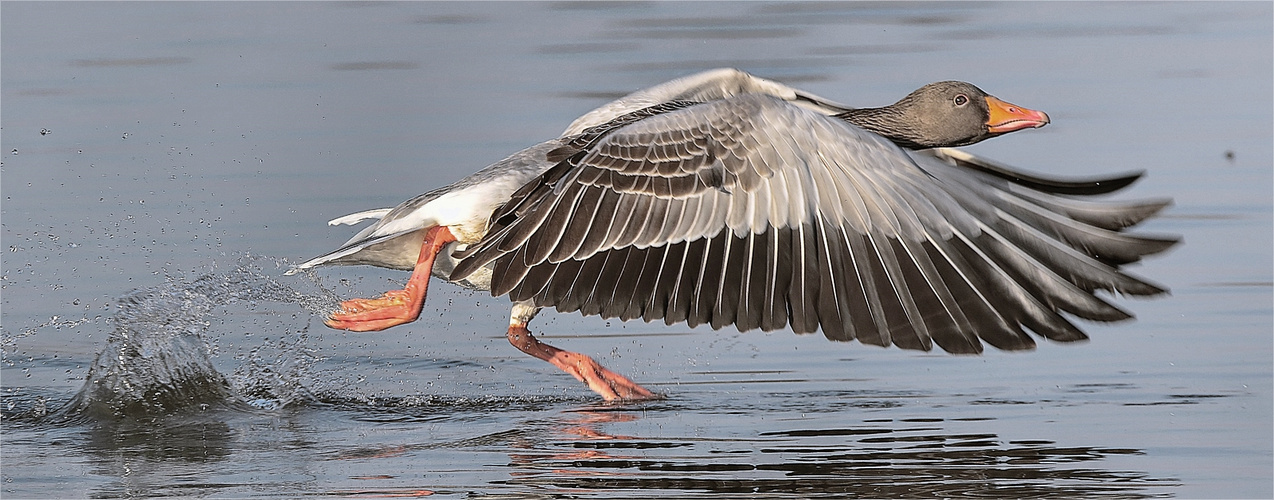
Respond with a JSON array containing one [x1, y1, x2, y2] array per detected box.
[[838, 81, 1050, 149]]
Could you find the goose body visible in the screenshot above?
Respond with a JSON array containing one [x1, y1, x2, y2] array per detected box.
[[291, 69, 1175, 400], [291, 69, 858, 278]]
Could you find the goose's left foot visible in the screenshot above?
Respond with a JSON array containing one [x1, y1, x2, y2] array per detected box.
[[326, 225, 456, 332]]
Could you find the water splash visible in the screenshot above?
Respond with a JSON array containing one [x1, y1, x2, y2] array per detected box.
[[61, 255, 342, 419]]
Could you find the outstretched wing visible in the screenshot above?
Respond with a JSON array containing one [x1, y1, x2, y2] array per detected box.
[[452, 93, 1175, 354], [562, 68, 853, 135]]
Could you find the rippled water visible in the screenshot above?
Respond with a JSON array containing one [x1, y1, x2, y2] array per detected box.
[[3, 2, 1271, 498]]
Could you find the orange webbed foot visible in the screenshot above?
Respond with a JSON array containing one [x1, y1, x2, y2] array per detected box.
[[336, 290, 413, 313], [506, 324, 662, 402], [325, 284, 424, 331], [550, 350, 661, 401], [325, 298, 421, 331], [324, 226, 457, 333]]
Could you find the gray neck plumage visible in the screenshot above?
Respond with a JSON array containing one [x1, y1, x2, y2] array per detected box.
[[834, 107, 930, 150]]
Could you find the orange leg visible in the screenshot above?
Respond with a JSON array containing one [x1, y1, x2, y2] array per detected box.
[[506, 304, 660, 401], [325, 226, 457, 332]]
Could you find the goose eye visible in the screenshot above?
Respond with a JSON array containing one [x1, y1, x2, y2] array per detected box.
[[953, 94, 968, 106]]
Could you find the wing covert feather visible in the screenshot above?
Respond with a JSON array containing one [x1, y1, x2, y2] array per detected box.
[[454, 93, 1174, 354]]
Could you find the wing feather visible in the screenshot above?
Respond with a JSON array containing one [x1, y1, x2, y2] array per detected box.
[[788, 222, 821, 334], [454, 93, 1175, 353]]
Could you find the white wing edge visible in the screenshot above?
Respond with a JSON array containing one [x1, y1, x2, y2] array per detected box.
[[562, 68, 852, 136], [328, 208, 392, 226], [284, 228, 418, 275]]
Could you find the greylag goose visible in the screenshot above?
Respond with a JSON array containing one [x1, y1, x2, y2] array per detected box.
[[290, 69, 1175, 400]]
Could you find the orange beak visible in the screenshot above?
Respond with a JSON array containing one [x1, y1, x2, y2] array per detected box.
[[985, 96, 1050, 134]]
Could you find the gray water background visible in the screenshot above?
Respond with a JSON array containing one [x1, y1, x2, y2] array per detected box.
[[2, 2, 1271, 498]]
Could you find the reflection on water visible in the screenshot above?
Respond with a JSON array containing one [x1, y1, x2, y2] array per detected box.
[[4, 388, 1178, 498], [83, 416, 234, 464], [327, 399, 1178, 499]]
